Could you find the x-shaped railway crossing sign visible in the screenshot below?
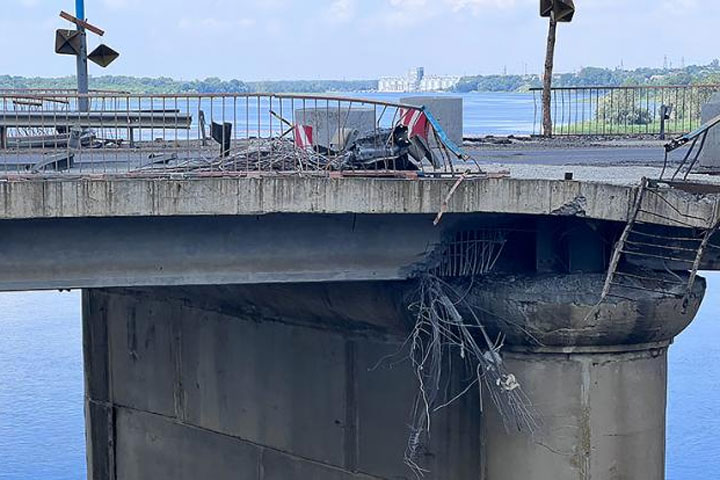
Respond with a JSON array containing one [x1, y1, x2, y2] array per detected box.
[[55, 10, 119, 68]]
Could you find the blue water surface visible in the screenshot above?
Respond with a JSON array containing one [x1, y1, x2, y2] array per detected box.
[[0, 291, 85, 480], [362, 91, 537, 136], [667, 271, 720, 479]]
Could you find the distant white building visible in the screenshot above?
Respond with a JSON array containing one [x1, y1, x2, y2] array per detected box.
[[378, 67, 460, 93], [419, 75, 461, 91], [407, 67, 424, 90]]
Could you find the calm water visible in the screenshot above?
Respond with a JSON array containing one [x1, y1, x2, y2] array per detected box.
[[361, 92, 538, 136], [0, 291, 85, 480], [108, 91, 538, 142], [0, 92, 717, 478]]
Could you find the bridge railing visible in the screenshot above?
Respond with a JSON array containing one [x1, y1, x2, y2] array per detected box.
[[0, 88, 130, 95], [531, 85, 720, 136], [0, 92, 466, 177]]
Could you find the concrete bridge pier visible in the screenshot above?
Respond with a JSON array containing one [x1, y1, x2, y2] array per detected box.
[[475, 274, 706, 480], [485, 343, 669, 479], [82, 283, 485, 480], [82, 272, 705, 480]]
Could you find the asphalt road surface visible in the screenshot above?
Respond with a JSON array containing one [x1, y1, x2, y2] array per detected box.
[[466, 145, 679, 167]]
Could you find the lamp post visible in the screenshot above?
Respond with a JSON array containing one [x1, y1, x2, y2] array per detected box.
[[540, 0, 575, 137], [75, 0, 89, 112], [57, 1, 118, 113]]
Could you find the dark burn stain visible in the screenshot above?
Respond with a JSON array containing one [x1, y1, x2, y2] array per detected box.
[[552, 195, 588, 217], [127, 306, 139, 362]]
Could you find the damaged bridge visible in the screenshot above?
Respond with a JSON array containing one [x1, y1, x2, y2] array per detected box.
[[2, 173, 720, 480]]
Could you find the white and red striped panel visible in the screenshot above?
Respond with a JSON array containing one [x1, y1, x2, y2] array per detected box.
[[398, 108, 429, 141], [294, 125, 314, 149]]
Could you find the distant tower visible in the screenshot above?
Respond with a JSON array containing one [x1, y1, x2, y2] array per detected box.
[[664, 55, 669, 70], [503, 65, 508, 76], [681, 56, 686, 69], [407, 67, 424, 91]]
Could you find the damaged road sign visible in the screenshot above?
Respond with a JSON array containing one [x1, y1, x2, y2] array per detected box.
[[88, 44, 119, 68], [540, 0, 575, 22], [55, 29, 83, 55]]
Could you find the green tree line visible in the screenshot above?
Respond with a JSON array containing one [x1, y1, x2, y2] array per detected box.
[[3, 61, 720, 94], [0, 75, 378, 94], [454, 60, 720, 93]]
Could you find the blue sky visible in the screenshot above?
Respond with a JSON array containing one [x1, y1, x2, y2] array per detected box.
[[0, 0, 717, 80]]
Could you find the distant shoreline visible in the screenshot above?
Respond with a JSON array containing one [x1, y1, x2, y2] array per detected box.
[[2, 61, 720, 95]]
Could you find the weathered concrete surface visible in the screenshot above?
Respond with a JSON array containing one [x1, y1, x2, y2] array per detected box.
[[4, 173, 710, 479], [83, 274, 703, 480], [84, 286, 483, 480], [0, 211, 613, 291], [401, 96, 464, 146], [0, 214, 443, 291], [0, 209, 600, 291], [294, 108, 375, 149], [484, 345, 668, 480], [1, 189, 718, 289], [472, 272, 705, 480], [465, 273, 704, 347], [124, 282, 409, 334], [699, 93, 720, 171], [0, 175, 715, 229]]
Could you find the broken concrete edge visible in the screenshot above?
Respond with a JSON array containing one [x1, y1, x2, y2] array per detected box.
[[504, 340, 671, 355], [465, 272, 704, 348], [0, 175, 716, 229]]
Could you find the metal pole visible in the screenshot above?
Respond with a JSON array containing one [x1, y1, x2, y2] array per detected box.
[[75, 0, 89, 112]]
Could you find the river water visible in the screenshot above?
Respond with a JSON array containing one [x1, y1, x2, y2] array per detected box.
[[0, 92, 717, 479]]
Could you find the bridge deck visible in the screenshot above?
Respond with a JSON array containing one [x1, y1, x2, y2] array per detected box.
[[0, 174, 714, 228]]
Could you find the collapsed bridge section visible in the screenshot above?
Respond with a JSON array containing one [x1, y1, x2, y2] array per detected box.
[[1, 174, 719, 479]]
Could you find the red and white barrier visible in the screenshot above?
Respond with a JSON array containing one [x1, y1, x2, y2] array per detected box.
[[399, 108, 429, 141], [294, 125, 314, 150]]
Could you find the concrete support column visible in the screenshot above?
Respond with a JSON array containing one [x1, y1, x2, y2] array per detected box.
[[483, 343, 669, 480], [82, 274, 705, 480], [467, 273, 705, 480], [82, 284, 484, 480]]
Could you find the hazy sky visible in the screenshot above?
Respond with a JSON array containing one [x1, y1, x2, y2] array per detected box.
[[1, 0, 717, 80]]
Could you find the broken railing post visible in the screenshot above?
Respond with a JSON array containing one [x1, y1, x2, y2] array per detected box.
[[211, 122, 232, 157], [660, 104, 673, 140]]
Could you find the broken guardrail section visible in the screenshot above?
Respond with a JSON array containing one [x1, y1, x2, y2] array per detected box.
[[0, 92, 487, 178]]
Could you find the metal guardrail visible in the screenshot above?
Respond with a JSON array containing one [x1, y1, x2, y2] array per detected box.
[[0, 93, 470, 176], [0, 88, 130, 95], [531, 85, 720, 137]]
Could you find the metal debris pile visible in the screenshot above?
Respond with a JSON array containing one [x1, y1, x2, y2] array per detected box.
[[135, 128, 459, 174], [133, 106, 480, 175], [184, 137, 338, 172]]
